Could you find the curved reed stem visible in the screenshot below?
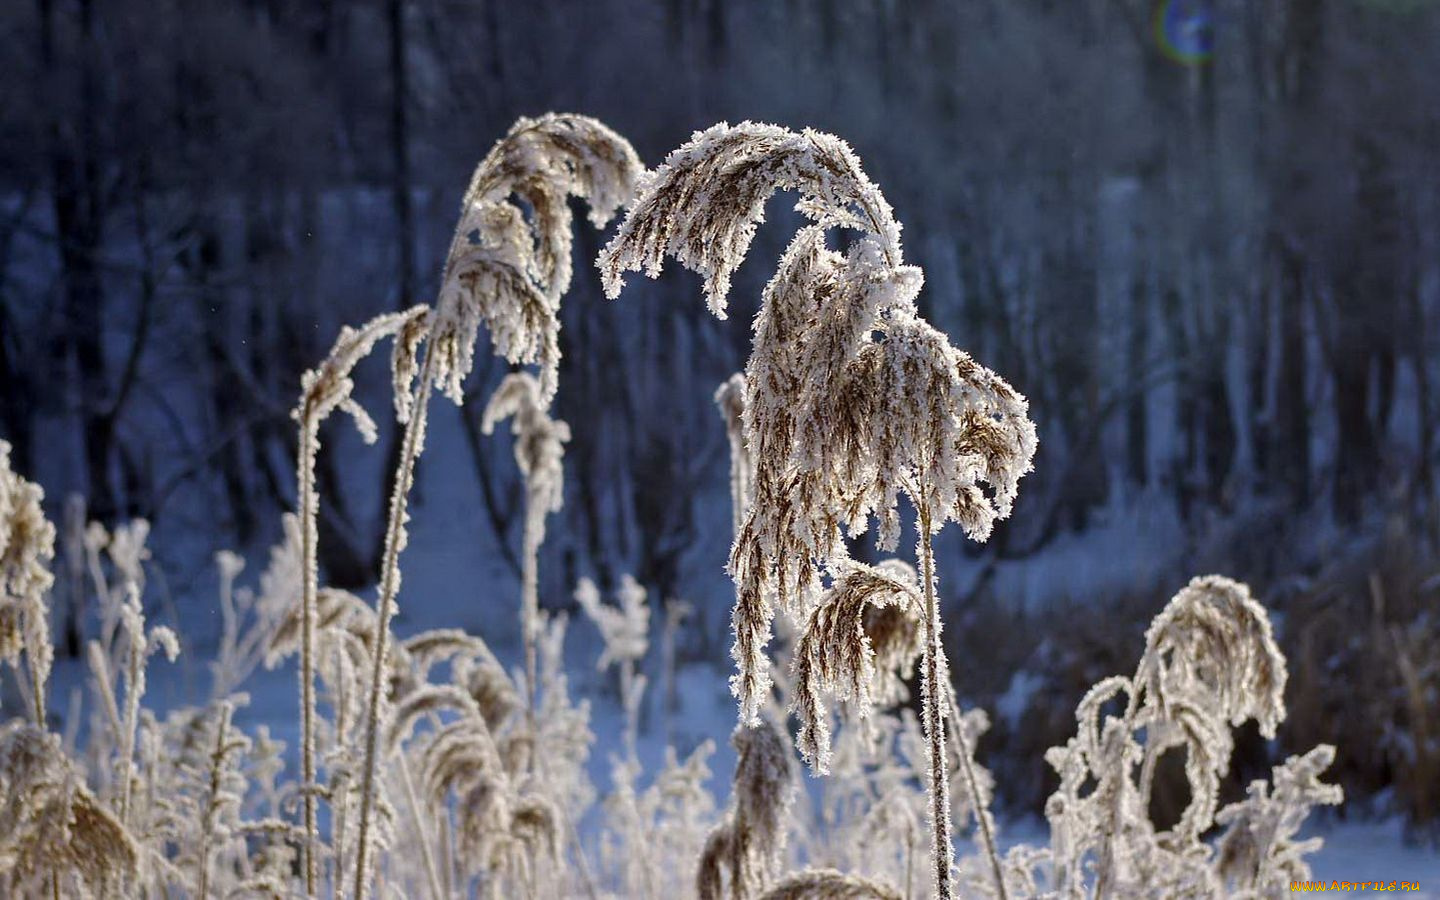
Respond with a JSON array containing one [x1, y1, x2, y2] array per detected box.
[[353, 349, 437, 899]]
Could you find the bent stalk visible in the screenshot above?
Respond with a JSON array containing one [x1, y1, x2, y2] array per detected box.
[[353, 349, 437, 899]]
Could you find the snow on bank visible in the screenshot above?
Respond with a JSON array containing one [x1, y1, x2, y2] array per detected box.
[[1304, 820, 1440, 898]]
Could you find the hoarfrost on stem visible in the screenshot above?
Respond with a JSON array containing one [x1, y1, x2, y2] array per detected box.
[[433, 113, 642, 406]]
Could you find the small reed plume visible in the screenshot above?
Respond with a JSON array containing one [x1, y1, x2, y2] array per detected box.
[[1037, 576, 1340, 898], [483, 371, 571, 720], [698, 716, 796, 900]]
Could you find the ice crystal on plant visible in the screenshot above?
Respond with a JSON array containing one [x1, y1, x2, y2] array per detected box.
[[698, 717, 797, 900], [1214, 745, 1344, 894], [0, 721, 137, 894], [432, 114, 642, 406]]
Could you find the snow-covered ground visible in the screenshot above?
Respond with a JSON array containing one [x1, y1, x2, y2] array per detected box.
[[1304, 820, 1440, 898], [985, 818, 1440, 897]]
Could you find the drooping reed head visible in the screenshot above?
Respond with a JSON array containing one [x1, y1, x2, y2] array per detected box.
[[296, 306, 432, 434], [1138, 574, 1287, 741], [757, 868, 903, 900], [600, 123, 1036, 726], [481, 372, 571, 530], [0, 721, 138, 892], [790, 559, 923, 771], [1041, 575, 1331, 897], [431, 113, 642, 406], [697, 716, 797, 900], [0, 442, 54, 611], [1133, 575, 1290, 839], [599, 122, 904, 316]]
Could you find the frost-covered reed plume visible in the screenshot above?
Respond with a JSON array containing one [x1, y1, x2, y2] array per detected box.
[[575, 574, 650, 761], [698, 717, 796, 900], [484, 372, 571, 719], [757, 869, 902, 900], [430, 114, 643, 408], [790, 559, 922, 772], [1, 439, 56, 729], [983, 576, 1343, 898], [1, 442, 136, 898], [342, 113, 639, 897], [0, 720, 137, 896], [601, 122, 1037, 898]]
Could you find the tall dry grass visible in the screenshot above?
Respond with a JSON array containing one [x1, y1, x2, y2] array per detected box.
[[0, 115, 1353, 899]]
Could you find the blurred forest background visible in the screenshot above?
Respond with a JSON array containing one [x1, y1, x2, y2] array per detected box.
[[2, 0, 1438, 833]]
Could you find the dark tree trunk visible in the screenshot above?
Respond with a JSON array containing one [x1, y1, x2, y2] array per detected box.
[[1262, 0, 1323, 507], [0, 302, 35, 477], [1273, 240, 1310, 505], [1199, 359, 1236, 506], [1246, 275, 1272, 488], [1331, 343, 1376, 523], [46, 0, 114, 522], [1163, 287, 1198, 521], [1125, 272, 1149, 487], [1330, 134, 1403, 522]]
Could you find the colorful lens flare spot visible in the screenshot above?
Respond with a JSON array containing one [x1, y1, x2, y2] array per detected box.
[[1154, 0, 1215, 65]]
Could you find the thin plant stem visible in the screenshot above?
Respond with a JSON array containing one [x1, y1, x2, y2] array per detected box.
[[397, 752, 444, 900], [917, 500, 953, 900], [1095, 677, 1143, 898], [904, 820, 914, 900], [560, 809, 601, 900], [353, 349, 437, 899], [439, 801, 455, 897], [198, 703, 234, 900], [31, 640, 56, 900], [116, 583, 143, 827], [621, 658, 639, 765], [297, 405, 321, 895], [32, 654, 56, 900], [331, 774, 349, 900], [28, 651, 45, 729], [522, 490, 539, 744], [945, 686, 1007, 900]]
